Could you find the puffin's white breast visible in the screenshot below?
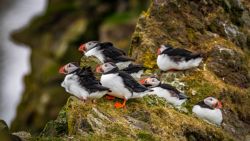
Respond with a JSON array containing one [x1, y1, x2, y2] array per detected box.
[[101, 73, 132, 99], [85, 48, 105, 63], [61, 74, 89, 100], [192, 105, 223, 125], [88, 91, 108, 99], [157, 54, 202, 71], [151, 87, 186, 106]]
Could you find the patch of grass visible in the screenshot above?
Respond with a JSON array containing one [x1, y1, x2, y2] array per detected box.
[[137, 131, 156, 141]]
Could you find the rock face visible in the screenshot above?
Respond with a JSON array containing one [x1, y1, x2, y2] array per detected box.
[[129, 0, 250, 140], [40, 96, 233, 140], [10, 0, 149, 133]]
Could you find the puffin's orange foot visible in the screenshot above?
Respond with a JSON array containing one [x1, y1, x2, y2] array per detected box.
[[106, 95, 115, 100], [114, 102, 125, 108]]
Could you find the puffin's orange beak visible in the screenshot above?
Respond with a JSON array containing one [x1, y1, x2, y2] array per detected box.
[[157, 48, 161, 55], [59, 65, 66, 74], [140, 78, 147, 85], [78, 44, 86, 52], [96, 65, 103, 73], [216, 101, 222, 109]]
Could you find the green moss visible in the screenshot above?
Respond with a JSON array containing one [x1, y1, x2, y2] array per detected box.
[[107, 124, 131, 137], [40, 106, 68, 136], [41, 94, 233, 140], [182, 73, 219, 111], [142, 50, 157, 69], [186, 28, 196, 42], [137, 131, 156, 141], [30, 137, 64, 141]]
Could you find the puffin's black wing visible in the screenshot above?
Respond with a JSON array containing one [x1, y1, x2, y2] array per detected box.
[[160, 84, 188, 99], [102, 42, 126, 55], [196, 101, 213, 110], [121, 64, 145, 74], [77, 67, 100, 86], [162, 48, 192, 56], [113, 55, 135, 62], [160, 84, 180, 93], [100, 42, 126, 57], [118, 71, 148, 93], [178, 93, 188, 100], [162, 48, 201, 61], [86, 84, 111, 93]]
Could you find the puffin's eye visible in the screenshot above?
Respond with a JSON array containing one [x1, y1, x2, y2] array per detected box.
[[104, 64, 108, 67]]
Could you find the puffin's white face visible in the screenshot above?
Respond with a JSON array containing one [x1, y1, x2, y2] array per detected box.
[[96, 63, 117, 73], [140, 77, 160, 86], [59, 62, 79, 74], [78, 41, 99, 53], [204, 97, 222, 109], [157, 45, 167, 55]]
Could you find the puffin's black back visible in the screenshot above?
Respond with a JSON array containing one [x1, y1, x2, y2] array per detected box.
[[121, 64, 145, 74], [77, 67, 99, 84], [77, 67, 110, 93], [196, 101, 213, 110], [118, 71, 149, 93], [162, 47, 201, 61], [100, 42, 126, 56], [159, 83, 188, 99]]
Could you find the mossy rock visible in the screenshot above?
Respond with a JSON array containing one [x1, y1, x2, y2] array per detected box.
[[130, 0, 250, 140], [40, 96, 233, 140]]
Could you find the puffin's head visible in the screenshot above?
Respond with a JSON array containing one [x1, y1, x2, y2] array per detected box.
[[157, 44, 172, 55], [204, 97, 222, 109], [59, 62, 79, 74], [78, 41, 99, 53], [140, 76, 160, 87], [96, 62, 117, 73]]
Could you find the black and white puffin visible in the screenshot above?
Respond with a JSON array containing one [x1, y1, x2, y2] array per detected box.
[[157, 44, 203, 71], [140, 76, 188, 106], [96, 62, 151, 108], [59, 62, 80, 75], [121, 64, 145, 80], [192, 97, 223, 125], [78, 41, 134, 69], [61, 67, 110, 101]]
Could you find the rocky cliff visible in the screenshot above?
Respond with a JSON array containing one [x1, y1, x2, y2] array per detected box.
[[9, 0, 250, 141], [130, 0, 250, 140]]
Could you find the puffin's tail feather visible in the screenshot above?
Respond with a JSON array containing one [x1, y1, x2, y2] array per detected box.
[[178, 93, 188, 100], [190, 53, 202, 59]]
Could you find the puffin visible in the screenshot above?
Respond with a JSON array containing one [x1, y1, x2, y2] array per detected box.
[[96, 62, 152, 108], [121, 64, 145, 80], [78, 41, 134, 69], [157, 44, 203, 71], [140, 76, 188, 107], [59, 62, 80, 75], [192, 97, 223, 125], [61, 67, 110, 101]]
